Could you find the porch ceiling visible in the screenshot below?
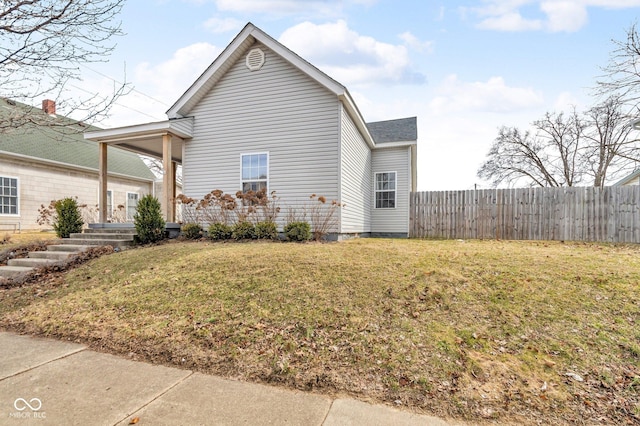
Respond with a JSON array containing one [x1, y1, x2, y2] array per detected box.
[[84, 118, 193, 164]]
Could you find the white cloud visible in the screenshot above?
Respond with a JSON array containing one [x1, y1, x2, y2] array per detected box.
[[203, 17, 244, 33], [470, 0, 640, 32], [476, 12, 542, 31], [552, 91, 584, 111], [429, 75, 544, 114], [135, 42, 221, 102], [278, 20, 426, 86], [398, 31, 434, 53], [91, 43, 222, 127], [214, 0, 375, 17], [540, 1, 588, 32]]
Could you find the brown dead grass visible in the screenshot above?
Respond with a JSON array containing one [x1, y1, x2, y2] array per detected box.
[[1, 238, 639, 425]]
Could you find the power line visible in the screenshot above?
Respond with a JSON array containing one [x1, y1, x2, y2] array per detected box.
[[69, 84, 165, 121], [78, 63, 171, 107]]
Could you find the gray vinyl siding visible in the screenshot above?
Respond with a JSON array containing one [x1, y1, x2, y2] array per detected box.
[[371, 147, 411, 234], [340, 105, 371, 233], [169, 118, 193, 136], [182, 42, 340, 230]]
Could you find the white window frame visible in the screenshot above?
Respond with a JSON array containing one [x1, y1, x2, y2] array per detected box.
[[106, 190, 113, 220], [0, 175, 19, 216], [240, 152, 269, 193], [126, 192, 139, 221], [374, 171, 397, 209]]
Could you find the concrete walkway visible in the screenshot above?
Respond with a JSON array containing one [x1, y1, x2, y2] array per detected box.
[[0, 332, 453, 425]]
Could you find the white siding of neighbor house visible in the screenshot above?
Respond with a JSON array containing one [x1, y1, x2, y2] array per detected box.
[[371, 147, 411, 234], [0, 157, 152, 231], [622, 176, 639, 185], [183, 42, 340, 230], [340, 105, 371, 234]]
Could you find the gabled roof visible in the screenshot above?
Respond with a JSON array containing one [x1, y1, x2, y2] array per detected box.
[[613, 168, 640, 186], [367, 117, 417, 144], [0, 98, 155, 181], [166, 22, 377, 148]]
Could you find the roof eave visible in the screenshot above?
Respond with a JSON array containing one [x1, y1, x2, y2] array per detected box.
[[84, 118, 193, 142], [372, 140, 417, 149], [338, 92, 376, 149], [0, 150, 155, 182], [613, 169, 640, 186]]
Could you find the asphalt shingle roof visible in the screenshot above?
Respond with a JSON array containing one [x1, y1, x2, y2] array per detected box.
[[366, 117, 417, 143], [0, 98, 155, 181]]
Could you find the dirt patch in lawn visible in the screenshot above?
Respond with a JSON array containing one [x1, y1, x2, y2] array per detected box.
[[1, 238, 639, 425]]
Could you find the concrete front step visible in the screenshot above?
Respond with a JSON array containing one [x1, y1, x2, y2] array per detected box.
[[47, 244, 93, 253], [83, 227, 136, 234], [58, 238, 135, 248], [0, 266, 34, 279], [69, 233, 135, 241], [29, 251, 74, 261], [7, 258, 58, 268], [0, 243, 101, 281]]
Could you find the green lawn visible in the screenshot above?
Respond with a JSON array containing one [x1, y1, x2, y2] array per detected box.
[[1, 238, 639, 424]]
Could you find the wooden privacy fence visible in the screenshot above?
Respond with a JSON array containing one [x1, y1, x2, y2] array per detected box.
[[410, 186, 640, 243]]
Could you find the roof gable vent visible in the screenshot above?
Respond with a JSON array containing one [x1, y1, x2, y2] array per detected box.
[[246, 48, 265, 71]]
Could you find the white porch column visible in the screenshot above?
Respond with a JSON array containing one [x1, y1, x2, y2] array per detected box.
[[98, 142, 108, 223], [162, 134, 175, 222]]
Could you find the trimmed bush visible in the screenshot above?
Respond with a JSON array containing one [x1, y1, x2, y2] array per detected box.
[[181, 223, 203, 240], [255, 220, 278, 240], [232, 221, 256, 240], [53, 197, 84, 238], [208, 222, 232, 241], [134, 195, 166, 244], [284, 221, 311, 242]]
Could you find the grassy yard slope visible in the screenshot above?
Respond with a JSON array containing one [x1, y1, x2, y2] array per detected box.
[[1, 239, 639, 424]]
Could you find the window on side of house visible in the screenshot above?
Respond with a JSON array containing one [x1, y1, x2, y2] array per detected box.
[[0, 176, 18, 215], [241, 153, 268, 192], [126, 192, 139, 221], [375, 172, 396, 209], [106, 190, 113, 219]]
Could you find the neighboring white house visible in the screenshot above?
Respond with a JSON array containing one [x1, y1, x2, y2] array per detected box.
[[613, 169, 640, 186], [0, 98, 156, 231], [85, 23, 418, 238]]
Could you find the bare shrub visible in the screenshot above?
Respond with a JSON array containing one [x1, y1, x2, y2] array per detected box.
[[175, 194, 199, 224], [197, 190, 237, 225], [307, 194, 343, 241]]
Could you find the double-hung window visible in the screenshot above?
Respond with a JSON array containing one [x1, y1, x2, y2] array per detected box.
[[241, 153, 268, 192], [0, 177, 18, 215], [126, 192, 139, 221], [375, 172, 396, 209], [106, 190, 113, 220]]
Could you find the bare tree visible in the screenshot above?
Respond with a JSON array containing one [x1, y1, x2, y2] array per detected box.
[[478, 102, 640, 188], [142, 156, 183, 185], [597, 23, 640, 104], [0, 0, 128, 131], [581, 96, 640, 187], [478, 111, 584, 188]]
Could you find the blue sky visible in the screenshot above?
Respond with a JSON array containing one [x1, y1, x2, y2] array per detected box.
[[77, 0, 640, 190]]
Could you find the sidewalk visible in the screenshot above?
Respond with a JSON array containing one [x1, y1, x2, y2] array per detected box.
[[0, 332, 452, 425]]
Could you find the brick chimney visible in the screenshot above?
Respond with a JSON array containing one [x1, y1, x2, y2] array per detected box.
[[42, 99, 56, 115]]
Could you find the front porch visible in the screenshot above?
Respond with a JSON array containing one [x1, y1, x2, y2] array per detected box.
[[84, 118, 193, 223]]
